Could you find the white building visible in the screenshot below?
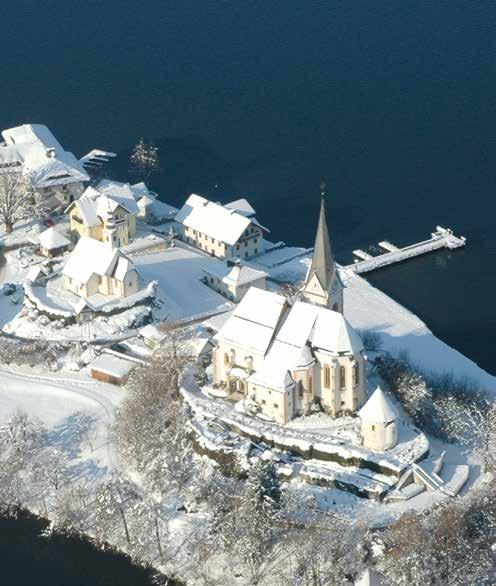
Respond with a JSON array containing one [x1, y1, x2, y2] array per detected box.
[[38, 226, 71, 257], [359, 386, 398, 451], [203, 259, 268, 302], [0, 124, 89, 210], [212, 197, 365, 425], [62, 236, 140, 299], [175, 194, 268, 259]]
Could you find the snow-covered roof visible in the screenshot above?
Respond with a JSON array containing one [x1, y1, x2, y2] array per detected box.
[[38, 227, 70, 250], [176, 194, 255, 246], [359, 387, 397, 424], [276, 301, 364, 355], [224, 198, 256, 217], [204, 260, 268, 287], [248, 340, 299, 392], [139, 324, 167, 343], [62, 236, 136, 285], [27, 264, 47, 282], [0, 124, 89, 187], [130, 181, 153, 200], [70, 197, 101, 227], [215, 288, 287, 354], [96, 179, 140, 215], [90, 354, 135, 379]]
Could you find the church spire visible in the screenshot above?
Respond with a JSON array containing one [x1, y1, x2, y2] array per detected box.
[[301, 182, 343, 312]]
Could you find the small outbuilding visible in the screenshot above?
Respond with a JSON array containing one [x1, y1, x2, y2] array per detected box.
[[38, 227, 71, 257], [359, 386, 398, 451], [203, 258, 268, 302], [89, 354, 135, 385], [139, 323, 168, 349]]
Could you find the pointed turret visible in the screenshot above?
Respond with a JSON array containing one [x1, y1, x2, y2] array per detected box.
[[301, 186, 344, 312]]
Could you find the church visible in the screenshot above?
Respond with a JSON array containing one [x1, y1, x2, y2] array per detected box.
[[212, 197, 367, 425]]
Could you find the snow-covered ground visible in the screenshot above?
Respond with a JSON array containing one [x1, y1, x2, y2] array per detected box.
[[133, 246, 233, 322], [0, 365, 121, 483]]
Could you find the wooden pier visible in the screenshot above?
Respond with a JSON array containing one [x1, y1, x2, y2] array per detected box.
[[347, 226, 466, 275]]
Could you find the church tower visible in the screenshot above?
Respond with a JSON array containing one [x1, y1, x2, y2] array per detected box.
[[301, 186, 344, 313]]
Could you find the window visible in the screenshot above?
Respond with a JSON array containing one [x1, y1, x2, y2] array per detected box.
[[273, 403, 278, 409], [372, 424, 375, 431], [236, 244, 240, 250], [308, 376, 313, 394], [254, 238, 258, 244], [323, 364, 331, 388], [298, 381, 304, 399], [340, 366, 346, 389], [254, 248, 258, 255], [353, 363, 359, 386], [244, 241, 248, 247], [224, 353, 229, 366], [261, 399, 266, 405]]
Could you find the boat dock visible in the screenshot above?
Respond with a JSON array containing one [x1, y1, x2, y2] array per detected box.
[[347, 226, 466, 275]]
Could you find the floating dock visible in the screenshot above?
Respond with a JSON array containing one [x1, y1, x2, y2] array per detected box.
[[347, 226, 466, 275]]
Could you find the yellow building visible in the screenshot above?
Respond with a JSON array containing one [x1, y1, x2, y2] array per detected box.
[[66, 180, 139, 247]]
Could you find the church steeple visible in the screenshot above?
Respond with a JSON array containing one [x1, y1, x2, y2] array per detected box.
[[301, 183, 344, 312]]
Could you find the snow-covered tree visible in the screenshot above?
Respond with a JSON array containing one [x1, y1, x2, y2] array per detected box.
[[94, 474, 138, 545], [129, 138, 159, 182], [0, 169, 36, 233]]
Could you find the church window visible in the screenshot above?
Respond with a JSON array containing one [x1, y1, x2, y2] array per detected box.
[[308, 376, 313, 394], [372, 425, 375, 431], [224, 353, 229, 366], [298, 381, 304, 399], [353, 363, 359, 386], [340, 366, 346, 389], [323, 364, 331, 388], [273, 403, 278, 409]]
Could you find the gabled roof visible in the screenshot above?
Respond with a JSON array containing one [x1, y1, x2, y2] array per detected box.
[[203, 260, 268, 287], [0, 124, 89, 187], [215, 288, 287, 354], [69, 197, 101, 227], [38, 226, 70, 250], [359, 387, 397, 424], [224, 198, 256, 217], [304, 197, 337, 293], [95, 179, 140, 215], [175, 194, 253, 246]]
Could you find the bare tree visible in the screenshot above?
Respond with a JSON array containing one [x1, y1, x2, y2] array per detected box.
[[129, 137, 159, 183], [0, 170, 36, 234], [94, 474, 138, 545]]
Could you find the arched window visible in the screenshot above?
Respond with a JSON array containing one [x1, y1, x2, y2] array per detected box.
[[332, 303, 339, 312], [323, 364, 331, 388], [308, 376, 313, 395], [224, 352, 229, 366], [339, 366, 346, 389], [352, 363, 359, 386]]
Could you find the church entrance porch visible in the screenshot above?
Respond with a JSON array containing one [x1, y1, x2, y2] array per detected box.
[[226, 367, 249, 402]]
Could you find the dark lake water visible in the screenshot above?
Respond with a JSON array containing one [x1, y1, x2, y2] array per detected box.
[[0, 508, 170, 586], [0, 0, 495, 577], [1, 2, 495, 375]]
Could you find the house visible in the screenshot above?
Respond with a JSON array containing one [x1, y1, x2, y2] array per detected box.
[[38, 226, 71, 257], [175, 194, 268, 259], [0, 124, 89, 210], [139, 324, 167, 349], [89, 354, 136, 385], [359, 387, 398, 451], [62, 236, 140, 299], [203, 258, 268, 302], [211, 197, 365, 425], [67, 179, 139, 246]]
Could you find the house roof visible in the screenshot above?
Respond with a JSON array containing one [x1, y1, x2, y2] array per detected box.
[[0, 124, 89, 188], [203, 260, 268, 287], [358, 387, 397, 424], [96, 179, 140, 215], [90, 354, 135, 379], [68, 196, 101, 227], [224, 198, 256, 217], [38, 227, 70, 250], [139, 324, 167, 343], [176, 194, 254, 246]]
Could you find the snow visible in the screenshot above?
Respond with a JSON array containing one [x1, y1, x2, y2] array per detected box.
[[89, 354, 136, 379], [231, 286, 286, 328], [0, 124, 89, 188], [38, 226, 70, 250], [224, 198, 256, 217], [175, 194, 252, 245], [132, 246, 233, 323], [359, 386, 398, 424], [203, 259, 268, 287]]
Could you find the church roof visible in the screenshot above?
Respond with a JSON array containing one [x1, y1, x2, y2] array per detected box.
[[305, 197, 337, 292], [359, 386, 397, 424]]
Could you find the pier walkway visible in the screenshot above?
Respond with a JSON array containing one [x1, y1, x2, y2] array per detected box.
[[346, 226, 466, 275]]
